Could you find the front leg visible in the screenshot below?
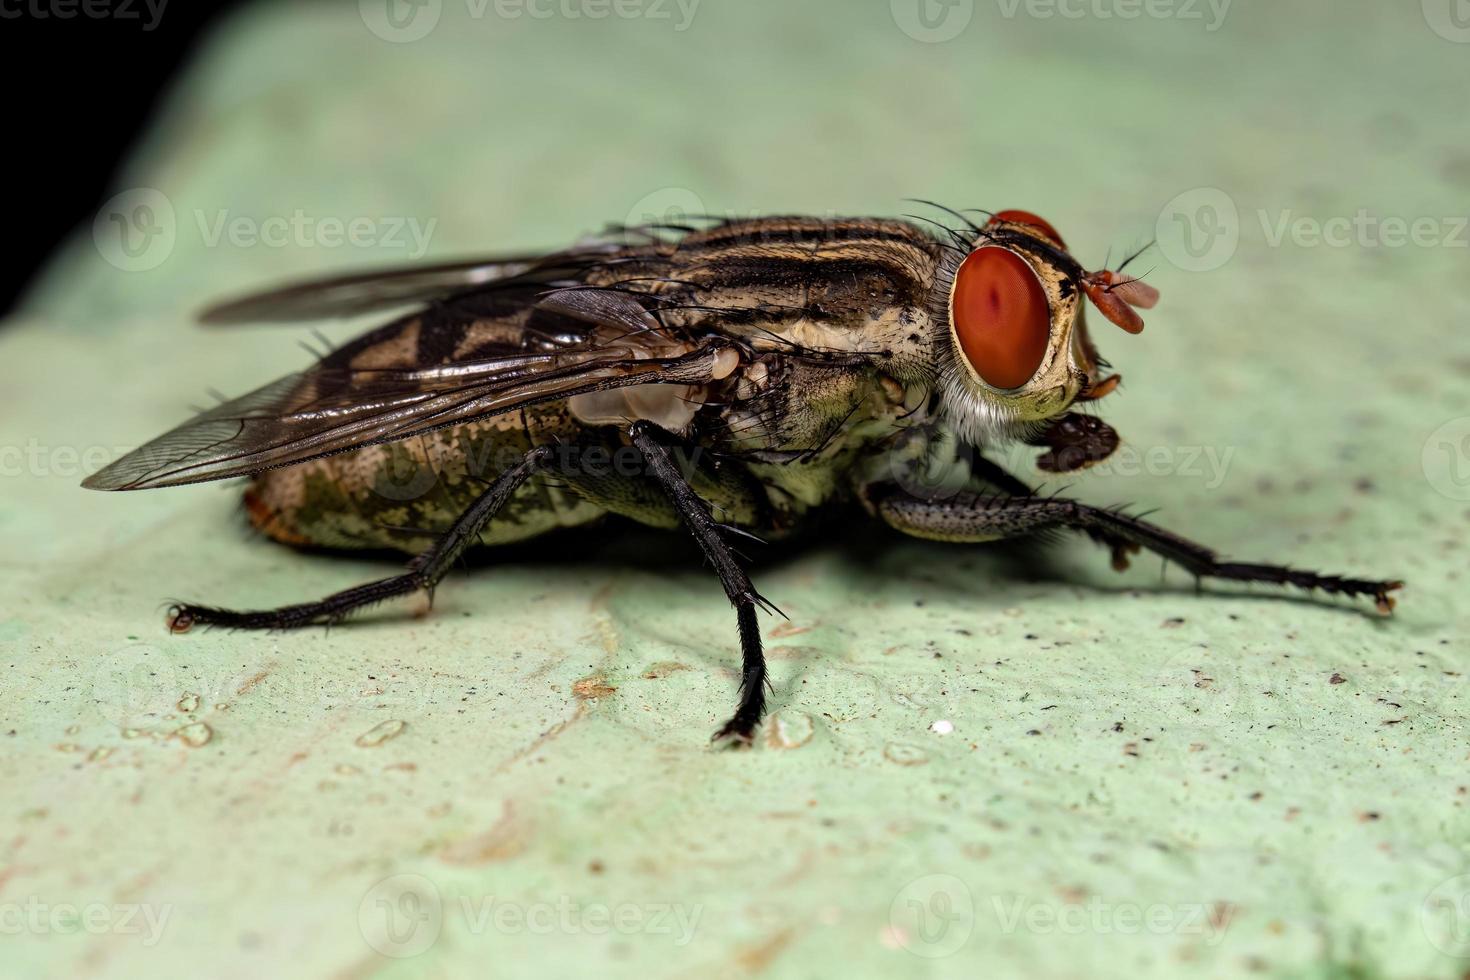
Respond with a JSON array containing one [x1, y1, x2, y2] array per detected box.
[[875, 487, 1403, 613], [969, 454, 1141, 571]]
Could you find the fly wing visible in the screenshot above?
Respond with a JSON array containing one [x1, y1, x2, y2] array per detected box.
[[83, 339, 729, 490], [197, 245, 624, 325], [91, 272, 728, 491]]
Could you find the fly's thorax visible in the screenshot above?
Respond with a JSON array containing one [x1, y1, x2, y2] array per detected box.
[[711, 346, 929, 461]]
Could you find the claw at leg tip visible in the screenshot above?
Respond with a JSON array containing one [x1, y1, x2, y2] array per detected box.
[[166, 606, 195, 634], [712, 722, 757, 748], [1373, 582, 1404, 615]]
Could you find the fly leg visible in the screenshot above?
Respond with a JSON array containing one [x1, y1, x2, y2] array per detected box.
[[875, 487, 1403, 612], [627, 421, 775, 745], [969, 455, 1141, 571], [166, 446, 554, 631]]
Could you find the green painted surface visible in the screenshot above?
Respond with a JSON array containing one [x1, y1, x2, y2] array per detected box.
[[2, 1, 1468, 976]]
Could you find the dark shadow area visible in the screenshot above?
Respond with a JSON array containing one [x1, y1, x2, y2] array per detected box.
[[202, 497, 1398, 626], [0, 0, 255, 316]]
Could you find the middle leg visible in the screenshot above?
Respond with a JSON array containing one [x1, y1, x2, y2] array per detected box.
[[627, 420, 775, 744]]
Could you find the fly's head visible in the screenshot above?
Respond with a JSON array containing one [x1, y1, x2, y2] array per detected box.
[[934, 209, 1158, 447]]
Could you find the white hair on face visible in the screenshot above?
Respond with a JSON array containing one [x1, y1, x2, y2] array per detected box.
[[940, 372, 1010, 442], [937, 366, 1039, 446]]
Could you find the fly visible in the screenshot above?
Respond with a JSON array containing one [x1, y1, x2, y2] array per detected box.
[[83, 207, 1404, 744]]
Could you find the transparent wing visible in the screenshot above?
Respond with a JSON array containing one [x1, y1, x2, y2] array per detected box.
[[197, 246, 624, 325], [84, 340, 729, 490]]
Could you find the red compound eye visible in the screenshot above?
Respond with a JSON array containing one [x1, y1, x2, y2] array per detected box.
[[951, 247, 1051, 389], [990, 209, 1066, 246]]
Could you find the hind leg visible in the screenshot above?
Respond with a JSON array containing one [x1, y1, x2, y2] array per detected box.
[[168, 446, 555, 631]]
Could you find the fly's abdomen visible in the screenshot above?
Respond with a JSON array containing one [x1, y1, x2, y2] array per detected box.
[[244, 407, 603, 553]]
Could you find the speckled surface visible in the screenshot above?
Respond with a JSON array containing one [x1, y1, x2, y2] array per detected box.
[[2, 1, 1468, 977]]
